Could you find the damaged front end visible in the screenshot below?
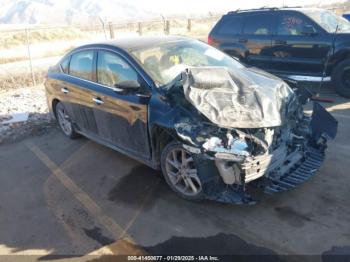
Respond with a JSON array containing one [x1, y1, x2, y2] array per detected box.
[[163, 67, 338, 204]]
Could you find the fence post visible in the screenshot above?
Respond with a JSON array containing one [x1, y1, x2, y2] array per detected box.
[[108, 22, 115, 39], [98, 17, 107, 39], [24, 29, 36, 87], [164, 20, 170, 35], [138, 22, 143, 36], [187, 19, 192, 32]]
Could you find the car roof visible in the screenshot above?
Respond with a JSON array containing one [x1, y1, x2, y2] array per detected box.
[[226, 7, 323, 15], [93, 35, 190, 52]]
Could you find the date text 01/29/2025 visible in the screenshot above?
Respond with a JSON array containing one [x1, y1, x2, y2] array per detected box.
[[127, 255, 219, 261]]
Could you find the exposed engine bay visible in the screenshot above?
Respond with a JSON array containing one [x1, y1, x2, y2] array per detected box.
[[163, 67, 338, 204]]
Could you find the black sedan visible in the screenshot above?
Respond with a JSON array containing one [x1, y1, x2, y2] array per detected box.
[[45, 36, 337, 204]]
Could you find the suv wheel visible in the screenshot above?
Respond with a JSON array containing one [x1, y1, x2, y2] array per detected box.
[[161, 141, 204, 200], [55, 102, 79, 139], [332, 59, 350, 98]]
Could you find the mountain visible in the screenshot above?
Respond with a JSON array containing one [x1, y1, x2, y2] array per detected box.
[[0, 0, 348, 25], [0, 0, 159, 25]]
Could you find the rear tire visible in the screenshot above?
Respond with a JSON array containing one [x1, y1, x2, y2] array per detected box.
[[161, 141, 204, 201], [55, 102, 79, 139], [332, 59, 350, 98]]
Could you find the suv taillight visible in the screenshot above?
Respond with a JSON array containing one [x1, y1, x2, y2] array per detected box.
[[208, 36, 214, 45]]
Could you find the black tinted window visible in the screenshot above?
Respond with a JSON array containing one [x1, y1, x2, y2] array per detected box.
[[97, 51, 138, 87], [60, 56, 70, 74], [69, 50, 94, 81], [243, 14, 271, 35], [217, 16, 243, 35], [277, 14, 316, 35]]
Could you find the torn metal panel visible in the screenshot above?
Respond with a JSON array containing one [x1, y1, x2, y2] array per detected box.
[[310, 102, 338, 141], [194, 154, 255, 204], [182, 67, 298, 128]]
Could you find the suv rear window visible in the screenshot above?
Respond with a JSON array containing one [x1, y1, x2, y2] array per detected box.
[[216, 16, 244, 35], [243, 14, 271, 35]]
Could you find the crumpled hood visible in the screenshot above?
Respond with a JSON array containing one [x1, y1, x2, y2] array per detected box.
[[181, 66, 297, 129]]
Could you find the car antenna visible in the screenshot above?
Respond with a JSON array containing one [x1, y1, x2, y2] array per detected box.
[[311, 24, 339, 103]]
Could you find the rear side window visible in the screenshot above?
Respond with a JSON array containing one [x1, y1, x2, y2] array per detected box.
[[277, 13, 315, 35], [243, 14, 271, 35], [69, 50, 94, 81], [216, 16, 244, 35], [60, 56, 70, 74]]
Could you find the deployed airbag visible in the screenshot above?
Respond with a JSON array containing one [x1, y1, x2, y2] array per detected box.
[[182, 67, 297, 128]]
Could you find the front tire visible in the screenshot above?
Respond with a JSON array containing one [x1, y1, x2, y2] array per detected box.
[[161, 141, 204, 201], [332, 59, 350, 98], [55, 102, 79, 139]]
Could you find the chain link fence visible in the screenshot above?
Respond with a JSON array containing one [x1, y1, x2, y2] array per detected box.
[[0, 15, 221, 90]]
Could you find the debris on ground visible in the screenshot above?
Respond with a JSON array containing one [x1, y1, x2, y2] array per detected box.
[[0, 85, 55, 144]]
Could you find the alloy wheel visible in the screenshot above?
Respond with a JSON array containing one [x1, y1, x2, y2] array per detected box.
[[56, 103, 73, 136], [164, 147, 202, 197]]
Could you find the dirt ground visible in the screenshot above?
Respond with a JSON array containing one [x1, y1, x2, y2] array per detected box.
[[0, 86, 349, 261]]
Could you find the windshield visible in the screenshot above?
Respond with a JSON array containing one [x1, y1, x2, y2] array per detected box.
[[303, 9, 350, 32], [130, 39, 244, 85]]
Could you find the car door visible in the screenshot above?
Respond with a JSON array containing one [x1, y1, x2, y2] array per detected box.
[[239, 12, 274, 69], [270, 11, 332, 77], [92, 49, 151, 159], [58, 49, 100, 136]]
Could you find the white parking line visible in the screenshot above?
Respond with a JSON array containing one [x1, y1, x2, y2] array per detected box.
[[26, 141, 146, 255]]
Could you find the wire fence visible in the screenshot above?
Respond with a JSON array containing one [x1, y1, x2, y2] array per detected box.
[[0, 15, 221, 90]]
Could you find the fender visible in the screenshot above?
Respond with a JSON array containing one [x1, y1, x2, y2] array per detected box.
[[327, 42, 350, 73]]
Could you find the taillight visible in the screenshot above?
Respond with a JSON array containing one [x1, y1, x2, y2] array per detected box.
[[208, 35, 214, 45]]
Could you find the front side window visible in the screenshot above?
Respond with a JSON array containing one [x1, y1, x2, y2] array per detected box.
[[69, 50, 94, 81], [277, 14, 316, 36], [97, 51, 138, 87], [243, 14, 271, 35]]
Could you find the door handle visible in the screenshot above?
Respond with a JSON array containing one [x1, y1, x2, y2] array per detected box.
[[61, 87, 69, 94], [238, 38, 248, 43], [92, 97, 104, 105], [275, 40, 287, 45]]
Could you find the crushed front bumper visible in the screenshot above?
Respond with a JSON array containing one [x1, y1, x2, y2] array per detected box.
[[260, 146, 324, 194], [192, 101, 337, 205]]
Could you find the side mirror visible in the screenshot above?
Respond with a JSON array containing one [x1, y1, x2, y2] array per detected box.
[[113, 80, 140, 92], [301, 25, 317, 36]]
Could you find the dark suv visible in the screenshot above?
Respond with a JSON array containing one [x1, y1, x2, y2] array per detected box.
[[209, 7, 350, 97]]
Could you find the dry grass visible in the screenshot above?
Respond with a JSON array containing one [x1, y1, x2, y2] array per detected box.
[[0, 71, 46, 91], [0, 45, 75, 65], [0, 28, 86, 49]]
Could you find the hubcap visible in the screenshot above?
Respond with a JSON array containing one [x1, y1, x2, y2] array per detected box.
[[57, 104, 72, 136], [165, 148, 202, 197]]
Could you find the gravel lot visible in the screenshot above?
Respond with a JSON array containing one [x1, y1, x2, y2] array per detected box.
[[0, 84, 54, 144]]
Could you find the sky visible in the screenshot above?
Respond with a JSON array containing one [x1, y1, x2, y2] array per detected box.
[[132, 0, 346, 16], [0, 0, 346, 25]]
